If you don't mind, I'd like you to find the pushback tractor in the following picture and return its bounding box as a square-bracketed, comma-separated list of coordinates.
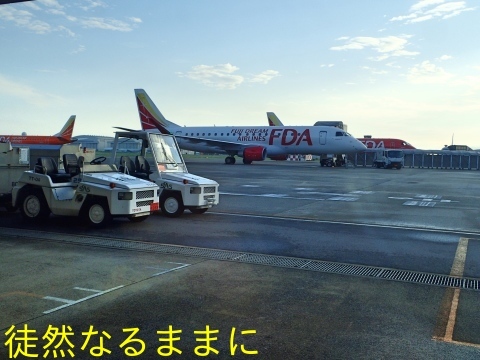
[110, 131, 219, 217]
[12, 153, 160, 227]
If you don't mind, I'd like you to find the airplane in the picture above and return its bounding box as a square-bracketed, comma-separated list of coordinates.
[135, 89, 367, 164]
[0, 115, 76, 145]
[266, 112, 416, 150]
[359, 137, 415, 150]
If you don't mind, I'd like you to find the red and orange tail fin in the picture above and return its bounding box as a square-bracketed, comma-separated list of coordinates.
[135, 89, 180, 134]
[54, 115, 75, 141]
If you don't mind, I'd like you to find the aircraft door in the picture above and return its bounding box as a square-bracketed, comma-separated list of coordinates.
[319, 131, 327, 145]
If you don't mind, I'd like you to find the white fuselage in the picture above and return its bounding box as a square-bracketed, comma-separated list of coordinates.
[173, 126, 366, 156]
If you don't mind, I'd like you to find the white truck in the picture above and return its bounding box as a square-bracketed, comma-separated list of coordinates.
[110, 130, 220, 217]
[0, 142, 30, 212]
[12, 153, 160, 227]
[373, 150, 404, 169]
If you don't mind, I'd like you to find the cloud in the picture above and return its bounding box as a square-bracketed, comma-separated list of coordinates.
[0, 1, 140, 35]
[0, 6, 52, 34]
[79, 0, 107, 11]
[391, 0, 475, 24]
[407, 60, 454, 83]
[57, 25, 75, 37]
[128, 17, 142, 24]
[437, 55, 452, 61]
[0, 74, 62, 106]
[79, 17, 134, 32]
[330, 35, 419, 61]
[177, 64, 280, 89]
[37, 0, 64, 10]
[362, 66, 388, 75]
[248, 70, 280, 84]
[177, 63, 244, 89]
[410, 0, 445, 12]
[71, 44, 86, 54]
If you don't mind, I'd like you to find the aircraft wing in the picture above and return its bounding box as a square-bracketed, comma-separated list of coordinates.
[176, 135, 251, 152]
[113, 126, 140, 132]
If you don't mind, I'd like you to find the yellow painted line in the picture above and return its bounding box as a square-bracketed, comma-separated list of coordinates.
[444, 288, 461, 342]
[450, 238, 469, 277]
[447, 340, 480, 349]
[433, 237, 475, 346]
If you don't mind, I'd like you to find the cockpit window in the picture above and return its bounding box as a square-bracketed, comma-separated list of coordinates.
[335, 131, 351, 137]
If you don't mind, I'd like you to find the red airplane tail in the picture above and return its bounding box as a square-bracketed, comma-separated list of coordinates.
[54, 115, 76, 141]
[135, 89, 181, 134]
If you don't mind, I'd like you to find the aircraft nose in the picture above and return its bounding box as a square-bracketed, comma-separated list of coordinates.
[354, 140, 367, 151]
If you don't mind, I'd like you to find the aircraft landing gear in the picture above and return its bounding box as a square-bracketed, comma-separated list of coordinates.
[225, 156, 236, 165]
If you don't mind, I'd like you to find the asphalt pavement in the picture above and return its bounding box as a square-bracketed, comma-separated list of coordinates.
[1, 160, 479, 359]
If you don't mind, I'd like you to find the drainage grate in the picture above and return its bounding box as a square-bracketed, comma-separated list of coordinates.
[1, 227, 479, 291]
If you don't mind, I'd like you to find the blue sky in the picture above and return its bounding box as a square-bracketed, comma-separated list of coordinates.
[1, 0, 479, 149]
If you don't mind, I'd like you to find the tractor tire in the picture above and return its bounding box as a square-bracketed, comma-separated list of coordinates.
[19, 188, 50, 222]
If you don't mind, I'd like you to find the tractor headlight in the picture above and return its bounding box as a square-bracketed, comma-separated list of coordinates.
[118, 192, 133, 200]
[190, 187, 201, 194]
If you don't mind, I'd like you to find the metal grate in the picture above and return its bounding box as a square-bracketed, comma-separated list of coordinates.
[203, 187, 216, 194]
[136, 200, 153, 207]
[136, 190, 154, 200]
[1, 227, 479, 291]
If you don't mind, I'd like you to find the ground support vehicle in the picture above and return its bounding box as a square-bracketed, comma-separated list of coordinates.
[0, 142, 30, 211]
[12, 153, 160, 227]
[373, 150, 404, 169]
[320, 154, 345, 167]
[110, 131, 220, 217]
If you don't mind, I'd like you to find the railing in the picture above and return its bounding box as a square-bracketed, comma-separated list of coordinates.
[348, 150, 480, 170]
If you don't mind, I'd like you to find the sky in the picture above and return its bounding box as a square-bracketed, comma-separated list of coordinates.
[0, 0, 479, 150]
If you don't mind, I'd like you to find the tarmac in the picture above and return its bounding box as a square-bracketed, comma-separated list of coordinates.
[1, 161, 480, 359]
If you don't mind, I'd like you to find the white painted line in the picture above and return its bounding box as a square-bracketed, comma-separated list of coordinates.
[73, 287, 102, 293]
[43, 285, 124, 314]
[389, 197, 413, 200]
[241, 185, 260, 187]
[328, 197, 358, 202]
[221, 191, 358, 198]
[43, 296, 75, 304]
[416, 194, 442, 199]
[220, 192, 326, 201]
[152, 263, 190, 276]
[145, 266, 171, 271]
[207, 212, 480, 237]
[305, 192, 359, 197]
[296, 191, 324, 195]
[167, 262, 190, 266]
[263, 194, 288, 198]
[419, 202, 436, 207]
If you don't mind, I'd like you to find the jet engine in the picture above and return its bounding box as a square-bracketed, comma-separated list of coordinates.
[243, 146, 267, 162]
